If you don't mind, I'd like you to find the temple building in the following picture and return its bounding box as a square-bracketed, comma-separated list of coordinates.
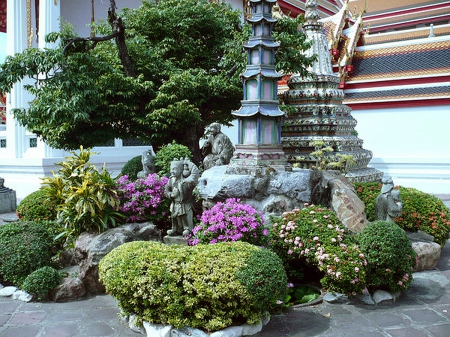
[0, 0, 449, 198]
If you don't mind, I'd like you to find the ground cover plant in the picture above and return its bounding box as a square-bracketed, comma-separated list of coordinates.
[358, 220, 416, 292]
[354, 182, 450, 246]
[187, 198, 268, 247]
[16, 189, 57, 222]
[99, 241, 287, 332]
[269, 205, 367, 296]
[21, 266, 62, 300]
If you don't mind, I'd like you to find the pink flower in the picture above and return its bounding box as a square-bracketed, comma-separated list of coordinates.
[355, 267, 359, 273]
[398, 281, 403, 286]
[313, 236, 319, 241]
[331, 238, 337, 243]
[336, 271, 342, 278]
[287, 249, 293, 255]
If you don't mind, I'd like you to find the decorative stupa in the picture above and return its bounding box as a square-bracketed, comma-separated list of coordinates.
[281, 0, 382, 182]
[227, 0, 290, 175]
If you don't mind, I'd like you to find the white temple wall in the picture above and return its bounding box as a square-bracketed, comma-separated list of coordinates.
[351, 105, 450, 194]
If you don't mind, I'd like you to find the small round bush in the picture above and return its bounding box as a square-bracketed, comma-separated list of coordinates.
[353, 182, 382, 221]
[188, 198, 268, 247]
[16, 189, 57, 222]
[270, 205, 367, 296]
[155, 141, 192, 177]
[396, 187, 450, 247]
[99, 241, 287, 332]
[358, 221, 416, 292]
[21, 266, 62, 299]
[120, 155, 143, 181]
[0, 221, 54, 286]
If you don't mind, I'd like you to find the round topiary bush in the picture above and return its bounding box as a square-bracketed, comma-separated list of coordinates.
[99, 241, 287, 332]
[155, 141, 192, 177]
[0, 221, 54, 286]
[120, 155, 143, 181]
[358, 220, 417, 293]
[396, 187, 450, 247]
[21, 266, 62, 300]
[16, 189, 57, 222]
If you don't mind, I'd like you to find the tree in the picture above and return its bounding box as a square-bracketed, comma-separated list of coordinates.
[0, 0, 313, 163]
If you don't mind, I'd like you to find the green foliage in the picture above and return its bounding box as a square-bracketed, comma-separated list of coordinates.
[21, 266, 62, 299]
[269, 205, 367, 296]
[286, 284, 320, 305]
[16, 189, 57, 222]
[154, 141, 193, 176]
[41, 147, 125, 245]
[353, 181, 382, 221]
[0, 0, 314, 158]
[353, 183, 450, 246]
[120, 156, 143, 182]
[0, 221, 54, 286]
[357, 221, 416, 292]
[396, 187, 450, 247]
[99, 241, 287, 332]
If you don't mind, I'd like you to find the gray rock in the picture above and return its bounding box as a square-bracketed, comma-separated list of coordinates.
[358, 288, 375, 305]
[172, 327, 209, 337]
[323, 292, 349, 304]
[406, 271, 450, 301]
[407, 230, 435, 242]
[412, 241, 441, 271]
[209, 326, 243, 337]
[0, 286, 17, 297]
[241, 321, 263, 336]
[12, 289, 33, 302]
[143, 322, 172, 337]
[51, 277, 85, 303]
[129, 314, 146, 335]
[372, 289, 400, 305]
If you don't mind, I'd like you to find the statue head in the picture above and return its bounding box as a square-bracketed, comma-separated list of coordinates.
[170, 159, 184, 178]
[208, 123, 221, 136]
[381, 177, 394, 194]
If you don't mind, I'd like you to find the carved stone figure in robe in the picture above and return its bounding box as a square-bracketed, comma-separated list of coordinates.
[164, 158, 199, 236]
[375, 178, 403, 222]
[201, 123, 234, 170]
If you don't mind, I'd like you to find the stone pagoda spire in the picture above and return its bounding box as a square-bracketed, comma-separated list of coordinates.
[227, 0, 290, 175]
[281, 0, 381, 181]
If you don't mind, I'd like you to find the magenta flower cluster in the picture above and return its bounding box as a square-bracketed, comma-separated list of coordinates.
[188, 198, 268, 246]
[115, 174, 169, 223]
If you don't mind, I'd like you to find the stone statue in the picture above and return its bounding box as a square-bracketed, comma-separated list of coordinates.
[375, 177, 403, 222]
[201, 123, 235, 170]
[164, 158, 200, 236]
[0, 177, 12, 193]
[137, 147, 156, 178]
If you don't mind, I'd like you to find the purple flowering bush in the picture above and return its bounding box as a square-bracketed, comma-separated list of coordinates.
[270, 205, 367, 296]
[188, 198, 268, 247]
[116, 174, 170, 224]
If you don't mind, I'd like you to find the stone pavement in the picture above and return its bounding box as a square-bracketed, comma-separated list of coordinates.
[1, 194, 450, 337]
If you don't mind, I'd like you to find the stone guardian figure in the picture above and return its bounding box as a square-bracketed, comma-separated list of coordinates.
[164, 158, 199, 236]
[137, 147, 156, 178]
[375, 177, 403, 222]
[201, 123, 235, 170]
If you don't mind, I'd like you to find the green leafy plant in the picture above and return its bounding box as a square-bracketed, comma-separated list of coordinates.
[0, 221, 54, 286]
[357, 221, 417, 292]
[154, 141, 193, 176]
[285, 284, 320, 306]
[99, 241, 287, 332]
[41, 146, 125, 245]
[16, 189, 57, 222]
[269, 205, 367, 296]
[354, 183, 450, 246]
[21, 266, 62, 300]
[120, 155, 143, 181]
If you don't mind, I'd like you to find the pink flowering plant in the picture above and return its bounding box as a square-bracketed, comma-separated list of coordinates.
[115, 174, 170, 224]
[188, 198, 268, 247]
[269, 204, 367, 296]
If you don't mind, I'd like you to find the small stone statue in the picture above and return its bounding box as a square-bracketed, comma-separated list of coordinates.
[164, 157, 200, 236]
[0, 177, 12, 193]
[375, 177, 403, 222]
[201, 123, 234, 170]
[137, 147, 156, 178]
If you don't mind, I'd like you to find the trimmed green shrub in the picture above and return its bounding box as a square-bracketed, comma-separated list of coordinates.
[99, 241, 287, 332]
[358, 221, 416, 292]
[354, 183, 450, 247]
[396, 187, 450, 247]
[16, 189, 57, 222]
[269, 205, 367, 296]
[0, 221, 54, 286]
[155, 141, 192, 177]
[120, 155, 143, 181]
[21, 266, 62, 300]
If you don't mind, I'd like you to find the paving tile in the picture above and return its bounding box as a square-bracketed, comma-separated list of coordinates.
[8, 311, 47, 324]
[384, 327, 429, 337]
[41, 324, 79, 337]
[0, 326, 42, 337]
[402, 308, 447, 324]
[425, 322, 450, 337]
[364, 312, 409, 328]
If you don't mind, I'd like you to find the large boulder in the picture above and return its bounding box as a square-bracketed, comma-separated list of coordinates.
[411, 241, 441, 271]
[74, 222, 161, 295]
